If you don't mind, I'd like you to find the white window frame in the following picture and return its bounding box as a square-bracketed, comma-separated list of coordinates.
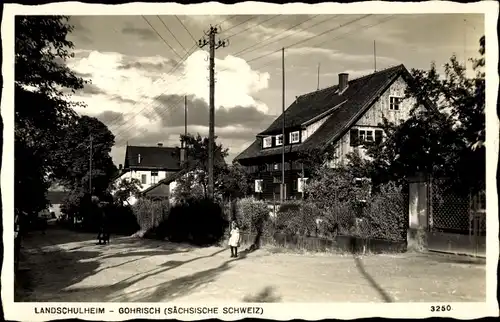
[298, 177, 309, 193]
[273, 163, 279, 170]
[275, 134, 283, 146]
[255, 179, 263, 193]
[290, 131, 300, 144]
[263, 136, 272, 148]
[389, 96, 403, 111]
[359, 129, 375, 143]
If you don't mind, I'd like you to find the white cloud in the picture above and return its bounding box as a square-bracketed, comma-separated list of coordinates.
[65, 48, 271, 164]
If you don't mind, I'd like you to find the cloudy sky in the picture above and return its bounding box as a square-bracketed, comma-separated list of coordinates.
[64, 13, 484, 165]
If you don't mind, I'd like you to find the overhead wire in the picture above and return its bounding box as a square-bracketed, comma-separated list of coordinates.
[142, 15, 184, 60]
[112, 15, 393, 146]
[111, 15, 383, 145]
[175, 15, 197, 43]
[233, 15, 320, 56]
[157, 15, 189, 54]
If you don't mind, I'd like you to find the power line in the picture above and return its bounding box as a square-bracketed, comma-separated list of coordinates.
[142, 15, 183, 60]
[157, 15, 189, 54]
[112, 15, 391, 146]
[225, 15, 280, 40]
[112, 15, 374, 144]
[231, 15, 319, 57]
[175, 15, 197, 43]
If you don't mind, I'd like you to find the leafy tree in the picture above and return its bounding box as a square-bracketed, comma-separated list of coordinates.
[15, 16, 86, 215]
[219, 163, 252, 199]
[113, 178, 142, 206]
[353, 35, 485, 196]
[176, 133, 228, 199]
[51, 115, 118, 196]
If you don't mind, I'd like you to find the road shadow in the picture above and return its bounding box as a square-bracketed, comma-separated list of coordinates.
[242, 286, 282, 303]
[353, 255, 393, 303]
[15, 247, 101, 302]
[56, 247, 255, 302]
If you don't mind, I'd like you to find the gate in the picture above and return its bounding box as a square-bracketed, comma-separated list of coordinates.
[427, 180, 486, 257]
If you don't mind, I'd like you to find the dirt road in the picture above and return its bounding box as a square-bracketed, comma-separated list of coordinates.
[15, 228, 486, 303]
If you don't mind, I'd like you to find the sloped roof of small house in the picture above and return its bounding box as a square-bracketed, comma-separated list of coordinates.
[124, 145, 181, 170]
[234, 64, 413, 162]
[141, 168, 190, 196]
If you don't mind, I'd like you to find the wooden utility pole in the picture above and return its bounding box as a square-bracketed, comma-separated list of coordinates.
[281, 47, 286, 203]
[317, 63, 320, 90]
[184, 95, 188, 138]
[198, 25, 228, 200]
[89, 135, 93, 197]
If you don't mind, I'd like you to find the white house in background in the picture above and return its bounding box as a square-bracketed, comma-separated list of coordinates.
[113, 143, 183, 205]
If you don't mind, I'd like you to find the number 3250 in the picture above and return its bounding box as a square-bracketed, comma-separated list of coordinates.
[430, 305, 452, 312]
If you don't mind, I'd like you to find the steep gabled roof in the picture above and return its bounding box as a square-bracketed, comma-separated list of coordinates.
[124, 145, 181, 170]
[235, 64, 412, 162]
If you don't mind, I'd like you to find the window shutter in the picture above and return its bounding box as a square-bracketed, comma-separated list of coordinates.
[350, 129, 359, 147]
[375, 130, 383, 144]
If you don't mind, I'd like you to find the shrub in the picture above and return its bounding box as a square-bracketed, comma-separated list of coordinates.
[275, 201, 319, 236]
[158, 197, 227, 246]
[362, 182, 407, 241]
[132, 198, 170, 232]
[236, 197, 270, 236]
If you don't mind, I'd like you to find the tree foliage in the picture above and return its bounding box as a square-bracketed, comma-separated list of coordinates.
[113, 178, 142, 206]
[15, 16, 86, 215]
[173, 133, 235, 201]
[51, 115, 117, 195]
[353, 35, 485, 196]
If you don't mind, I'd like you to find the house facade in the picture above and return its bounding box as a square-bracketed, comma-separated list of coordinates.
[234, 64, 419, 201]
[114, 143, 183, 204]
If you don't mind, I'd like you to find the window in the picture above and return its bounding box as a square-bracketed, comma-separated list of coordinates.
[141, 174, 147, 185]
[255, 179, 263, 193]
[297, 177, 309, 193]
[273, 163, 280, 171]
[350, 128, 383, 146]
[263, 136, 272, 148]
[358, 129, 375, 143]
[151, 171, 158, 176]
[290, 131, 300, 144]
[389, 96, 403, 110]
[273, 176, 281, 184]
[275, 134, 283, 146]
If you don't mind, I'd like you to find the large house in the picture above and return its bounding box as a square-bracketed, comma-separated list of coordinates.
[234, 64, 420, 201]
[114, 143, 183, 204]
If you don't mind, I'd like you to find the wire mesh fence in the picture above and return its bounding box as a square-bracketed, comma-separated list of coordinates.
[429, 181, 485, 235]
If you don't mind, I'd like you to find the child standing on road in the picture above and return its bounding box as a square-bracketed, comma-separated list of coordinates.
[228, 221, 241, 258]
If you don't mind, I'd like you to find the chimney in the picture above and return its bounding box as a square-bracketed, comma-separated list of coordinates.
[157, 142, 163, 147]
[339, 73, 349, 93]
[137, 154, 141, 164]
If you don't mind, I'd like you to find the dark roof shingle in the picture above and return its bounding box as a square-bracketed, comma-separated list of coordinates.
[235, 64, 410, 161]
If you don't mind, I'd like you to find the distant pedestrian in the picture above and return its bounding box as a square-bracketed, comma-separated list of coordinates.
[228, 221, 241, 258]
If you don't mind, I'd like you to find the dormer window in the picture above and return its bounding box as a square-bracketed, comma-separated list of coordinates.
[263, 136, 272, 148]
[389, 96, 403, 110]
[290, 131, 300, 144]
[275, 134, 283, 146]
